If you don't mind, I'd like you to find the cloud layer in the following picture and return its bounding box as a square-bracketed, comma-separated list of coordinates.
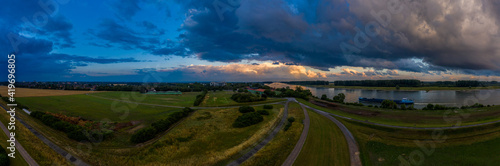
[160, 0, 500, 76]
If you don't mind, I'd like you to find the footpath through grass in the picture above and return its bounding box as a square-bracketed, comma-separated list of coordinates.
[294, 109, 350, 166]
[241, 102, 304, 166]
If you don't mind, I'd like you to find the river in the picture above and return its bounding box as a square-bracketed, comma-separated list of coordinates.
[266, 83, 500, 108]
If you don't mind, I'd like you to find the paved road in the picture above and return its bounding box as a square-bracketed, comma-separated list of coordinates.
[282, 100, 310, 166]
[226, 98, 292, 166]
[0, 110, 38, 166]
[299, 103, 362, 166]
[0, 105, 89, 166]
[89, 94, 285, 109]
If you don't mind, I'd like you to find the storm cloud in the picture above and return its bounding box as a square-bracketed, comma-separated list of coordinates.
[163, 0, 500, 75]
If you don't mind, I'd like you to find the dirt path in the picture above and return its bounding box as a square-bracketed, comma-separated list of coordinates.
[282, 100, 310, 166]
[0, 110, 38, 166]
[226, 98, 293, 166]
[299, 103, 362, 166]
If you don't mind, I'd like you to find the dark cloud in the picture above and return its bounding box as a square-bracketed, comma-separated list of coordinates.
[89, 19, 160, 50]
[165, 0, 500, 76]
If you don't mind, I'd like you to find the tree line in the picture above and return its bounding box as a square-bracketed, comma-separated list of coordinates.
[333, 79, 422, 87]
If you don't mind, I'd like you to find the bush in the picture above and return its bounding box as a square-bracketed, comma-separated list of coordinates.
[263, 105, 273, 109]
[381, 100, 397, 109]
[232, 112, 263, 128]
[67, 127, 89, 142]
[130, 126, 157, 143]
[284, 122, 292, 131]
[287, 117, 295, 123]
[193, 91, 208, 106]
[257, 110, 269, 115]
[151, 119, 173, 134]
[333, 93, 346, 103]
[30, 111, 46, 119]
[231, 93, 266, 103]
[400, 104, 407, 110]
[0, 145, 9, 166]
[238, 106, 255, 113]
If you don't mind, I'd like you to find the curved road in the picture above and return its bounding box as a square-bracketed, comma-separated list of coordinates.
[299, 103, 363, 166]
[282, 101, 310, 166]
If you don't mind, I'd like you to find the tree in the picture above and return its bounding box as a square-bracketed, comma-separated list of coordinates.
[321, 94, 328, 100]
[381, 100, 397, 109]
[396, 85, 400, 90]
[333, 93, 346, 103]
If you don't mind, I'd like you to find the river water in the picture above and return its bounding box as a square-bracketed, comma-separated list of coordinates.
[267, 83, 500, 108]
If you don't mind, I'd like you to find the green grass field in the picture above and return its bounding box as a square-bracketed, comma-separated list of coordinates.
[202, 91, 238, 106]
[16, 94, 183, 122]
[241, 102, 304, 166]
[90, 91, 200, 107]
[308, 85, 500, 91]
[339, 117, 500, 165]
[297, 98, 500, 127]
[294, 109, 350, 166]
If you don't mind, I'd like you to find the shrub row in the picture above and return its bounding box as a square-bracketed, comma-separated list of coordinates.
[131, 107, 194, 144]
[30, 111, 112, 142]
[231, 93, 266, 103]
[193, 91, 208, 106]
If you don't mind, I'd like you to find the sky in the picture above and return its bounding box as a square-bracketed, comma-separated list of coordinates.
[1, 0, 500, 82]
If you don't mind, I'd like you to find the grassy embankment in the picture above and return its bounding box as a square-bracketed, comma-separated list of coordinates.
[306, 85, 500, 91]
[0, 101, 70, 165]
[294, 108, 350, 166]
[241, 102, 304, 166]
[339, 117, 500, 165]
[0, 117, 28, 166]
[297, 98, 500, 127]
